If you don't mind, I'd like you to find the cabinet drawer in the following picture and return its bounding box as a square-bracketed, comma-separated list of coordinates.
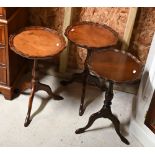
[0, 66, 7, 84]
[0, 8, 4, 18]
[0, 46, 6, 65]
[0, 24, 5, 45]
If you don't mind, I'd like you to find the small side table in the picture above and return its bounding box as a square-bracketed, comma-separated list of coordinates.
[75, 49, 143, 145]
[62, 21, 118, 116]
[9, 26, 66, 127]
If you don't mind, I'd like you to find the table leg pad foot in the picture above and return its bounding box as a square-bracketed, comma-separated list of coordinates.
[53, 94, 64, 100]
[75, 128, 85, 134]
[24, 118, 31, 127]
[121, 136, 130, 145]
[79, 109, 85, 116]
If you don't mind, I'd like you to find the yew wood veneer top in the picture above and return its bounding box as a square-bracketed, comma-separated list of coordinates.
[65, 22, 118, 49]
[89, 49, 143, 83]
[9, 26, 66, 59]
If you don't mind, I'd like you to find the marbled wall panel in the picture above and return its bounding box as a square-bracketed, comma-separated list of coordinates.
[68, 7, 130, 69]
[29, 7, 65, 65]
[29, 8, 64, 33]
[28, 7, 155, 70]
[129, 8, 155, 64]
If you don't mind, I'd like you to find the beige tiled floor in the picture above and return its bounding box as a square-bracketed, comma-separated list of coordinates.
[0, 74, 142, 146]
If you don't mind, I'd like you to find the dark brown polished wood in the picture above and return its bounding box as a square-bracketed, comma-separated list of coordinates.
[90, 49, 143, 83]
[75, 49, 143, 145]
[0, 8, 29, 99]
[9, 26, 66, 59]
[66, 21, 118, 49]
[61, 21, 118, 116]
[9, 26, 66, 127]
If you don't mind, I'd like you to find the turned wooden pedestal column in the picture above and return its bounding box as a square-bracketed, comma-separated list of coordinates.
[61, 21, 118, 116]
[9, 26, 66, 126]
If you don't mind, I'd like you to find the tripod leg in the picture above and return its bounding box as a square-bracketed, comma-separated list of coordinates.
[24, 86, 35, 127]
[60, 72, 84, 86]
[108, 113, 130, 145]
[24, 59, 38, 127]
[36, 82, 63, 100]
[79, 68, 89, 116]
[75, 111, 102, 134]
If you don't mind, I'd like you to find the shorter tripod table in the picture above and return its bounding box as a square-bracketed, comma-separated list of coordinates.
[9, 26, 66, 127]
[75, 49, 143, 145]
[62, 21, 118, 116]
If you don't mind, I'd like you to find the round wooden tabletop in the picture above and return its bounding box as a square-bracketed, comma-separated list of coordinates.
[9, 26, 66, 59]
[89, 49, 143, 83]
[65, 21, 118, 49]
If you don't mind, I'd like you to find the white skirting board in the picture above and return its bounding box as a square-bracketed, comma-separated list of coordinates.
[129, 33, 155, 146]
[130, 120, 155, 146]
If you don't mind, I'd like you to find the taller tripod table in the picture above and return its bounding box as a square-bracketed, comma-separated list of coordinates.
[61, 21, 118, 116]
[9, 26, 66, 127]
[75, 49, 143, 145]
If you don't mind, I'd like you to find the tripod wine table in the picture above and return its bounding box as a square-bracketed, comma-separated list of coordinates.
[75, 49, 143, 145]
[61, 21, 118, 116]
[9, 26, 66, 127]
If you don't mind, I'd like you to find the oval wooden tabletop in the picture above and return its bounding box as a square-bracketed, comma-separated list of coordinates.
[89, 49, 143, 83]
[65, 22, 118, 49]
[9, 26, 66, 59]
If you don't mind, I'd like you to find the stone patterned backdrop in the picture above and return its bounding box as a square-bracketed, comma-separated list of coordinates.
[29, 7, 65, 65]
[129, 8, 155, 64]
[29, 8, 64, 33]
[68, 7, 130, 69]
[28, 7, 155, 69]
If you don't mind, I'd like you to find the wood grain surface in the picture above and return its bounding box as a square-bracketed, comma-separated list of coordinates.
[10, 27, 66, 59]
[66, 22, 118, 48]
[90, 49, 143, 83]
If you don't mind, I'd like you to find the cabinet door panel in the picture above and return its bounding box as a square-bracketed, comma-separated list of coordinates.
[0, 66, 7, 84]
[0, 46, 6, 65]
[0, 24, 5, 45]
[0, 8, 5, 18]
